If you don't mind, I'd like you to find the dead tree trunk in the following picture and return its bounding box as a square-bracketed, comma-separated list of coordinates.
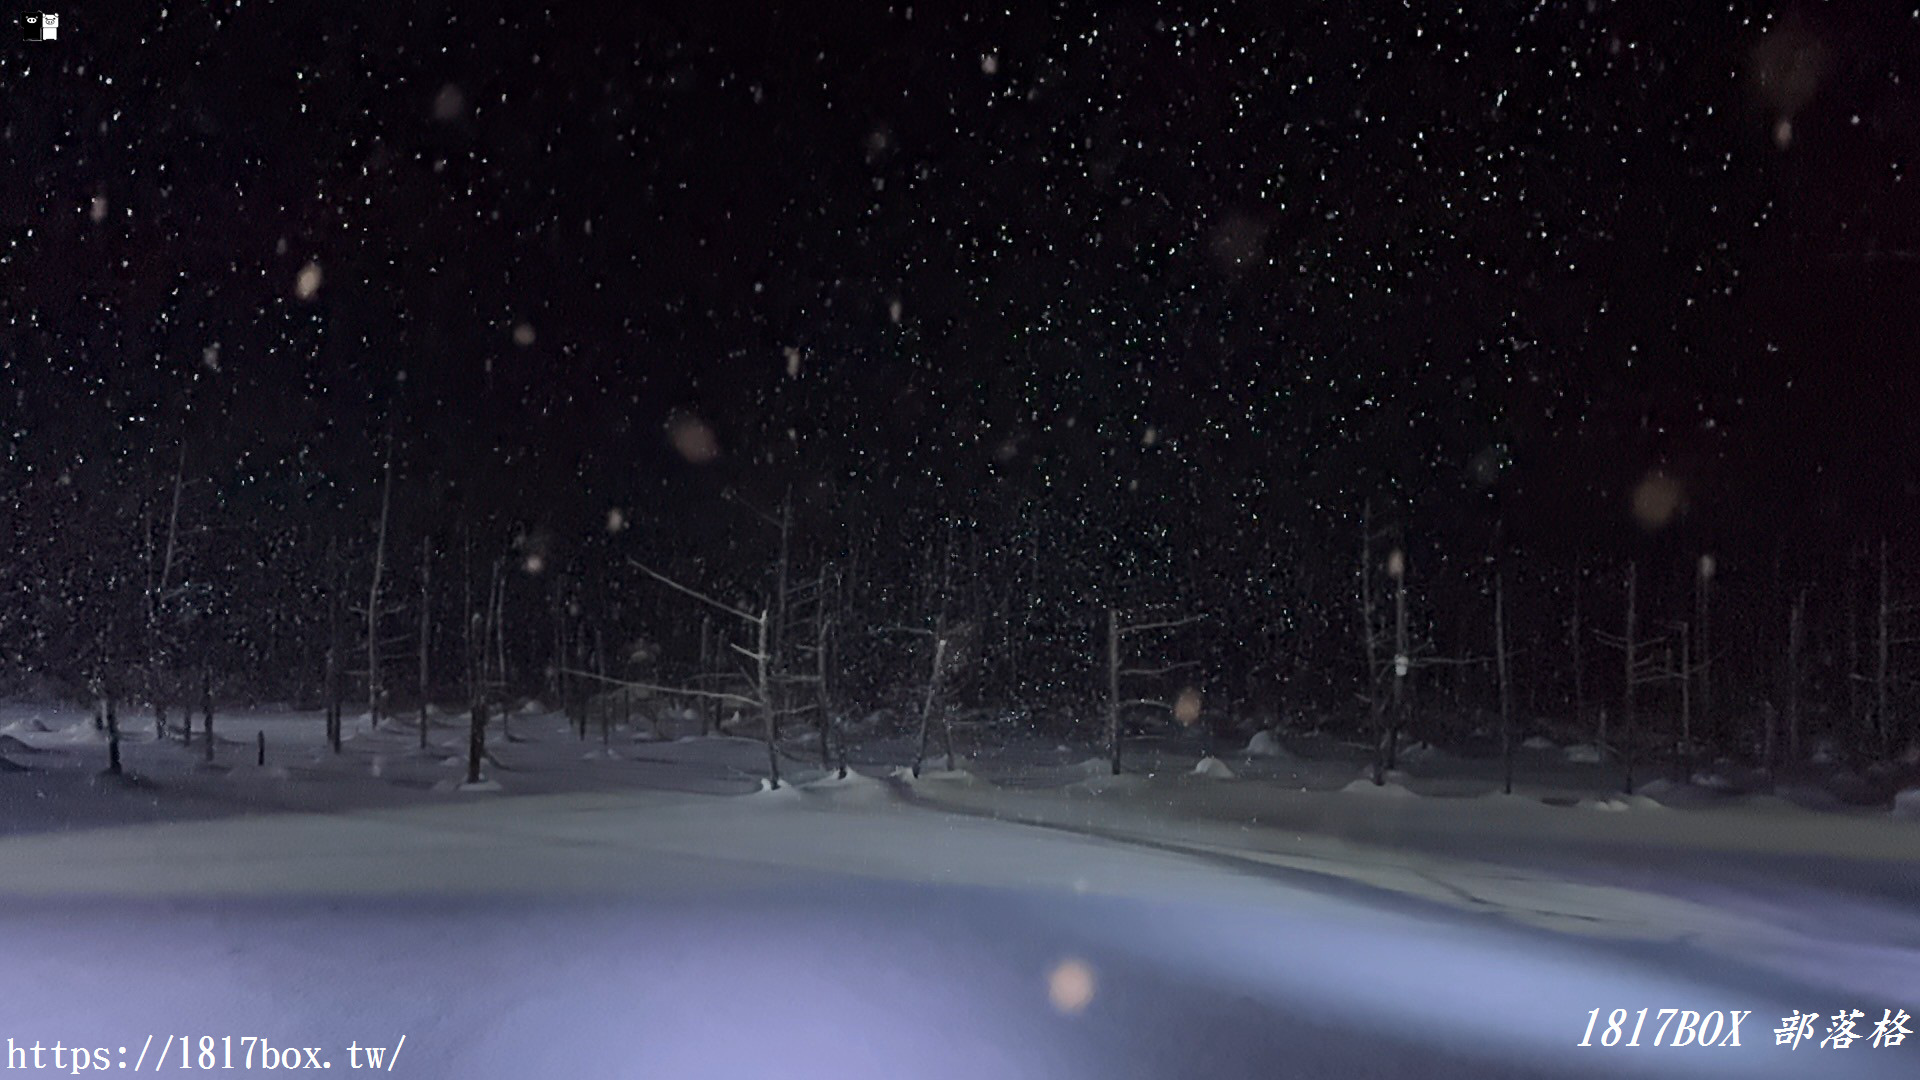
[912, 633, 951, 779]
[594, 621, 610, 748]
[1786, 588, 1805, 767]
[419, 536, 432, 750]
[1388, 546, 1409, 771]
[367, 439, 394, 727]
[1571, 556, 1585, 725]
[201, 669, 214, 763]
[1622, 561, 1637, 794]
[487, 557, 509, 740]
[816, 600, 836, 773]
[105, 694, 122, 776]
[1846, 548, 1863, 755]
[148, 445, 186, 742]
[462, 527, 476, 704]
[771, 492, 792, 723]
[325, 538, 344, 753]
[1876, 537, 1891, 759]
[1496, 568, 1513, 795]
[1361, 503, 1386, 783]
[698, 614, 715, 736]
[490, 558, 506, 693]
[466, 699, 487, 785]
[1106, 608, 1122, 775]
[1675, 621, 1692, 772]
[549, 574, 564, 707]
[1696, 554, 1714, 750]
[757, 608, 779, 788]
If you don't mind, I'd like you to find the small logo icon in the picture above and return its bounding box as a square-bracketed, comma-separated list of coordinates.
[23, 11, 59, 41]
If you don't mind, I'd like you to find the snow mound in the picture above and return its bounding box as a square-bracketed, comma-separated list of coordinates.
[803, 769, 882, 790]
[1580, 794, 1664, 812]
[1243, 730, 1287, 758]
[891, 764, 978, 785]
[1341, 777, 1417, 798]
[0, 735, 46, 755]
[1689, 770, 1736, 791]
[581, 748, 623, 761]
[800, 770, 896, 803]
[750, 777, 805, 800]
[1893, 788, 1920, 822]
[1397, 740, 1448, 763]
[1191, 756, 1236, 780]
[432, 776, 503, 793]
[1075, 757, 1115, 777]
[1563, 743, 1603, 764]
[1521, 735, 1556, 750]
[0, 718, 52, 735]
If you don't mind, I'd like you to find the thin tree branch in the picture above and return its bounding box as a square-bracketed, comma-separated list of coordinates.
[630, 560, 763, 625]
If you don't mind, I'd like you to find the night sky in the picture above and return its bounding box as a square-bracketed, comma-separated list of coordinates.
[3, 2, 1919, 707]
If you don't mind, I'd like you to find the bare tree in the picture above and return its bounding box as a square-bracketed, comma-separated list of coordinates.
[418, 536, 433, 750]
[1620, 561, 1637, 790]
[1104, 608, 1201, 775]
[697, 613, 716, 736]
[1358, 503, 1389, 780]
[1594, 562, 1685, 793]
[1875, 538, 1891, 758]
[1785, 587, 1806, 769]
[1387, 546, 1409, 770]
[462, 526, 476, 705]
[484, 556, 510, 740]
[366, 437, 394, 727]
[724, 488, 797, 719]
[104, 684, 122, 777]
[201, 668, 214, 764]
[1846, 545, 1863, 752]
[911, 625, 952, 779]
[812, 567, 841, 774]
[1495, 567, 1513, 795]
[144, 444, 188, 740]
[1695, 554, 1714, 747]
[324, 538, 345, 753]
[582, 561, 780, 786]
[1672, 620, 1692, 770]
[1570, 556, 1585, 725]
[466, 699, 488, 786]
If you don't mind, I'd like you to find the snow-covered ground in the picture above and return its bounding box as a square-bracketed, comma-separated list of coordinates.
[2, 703, 1915, 1078]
